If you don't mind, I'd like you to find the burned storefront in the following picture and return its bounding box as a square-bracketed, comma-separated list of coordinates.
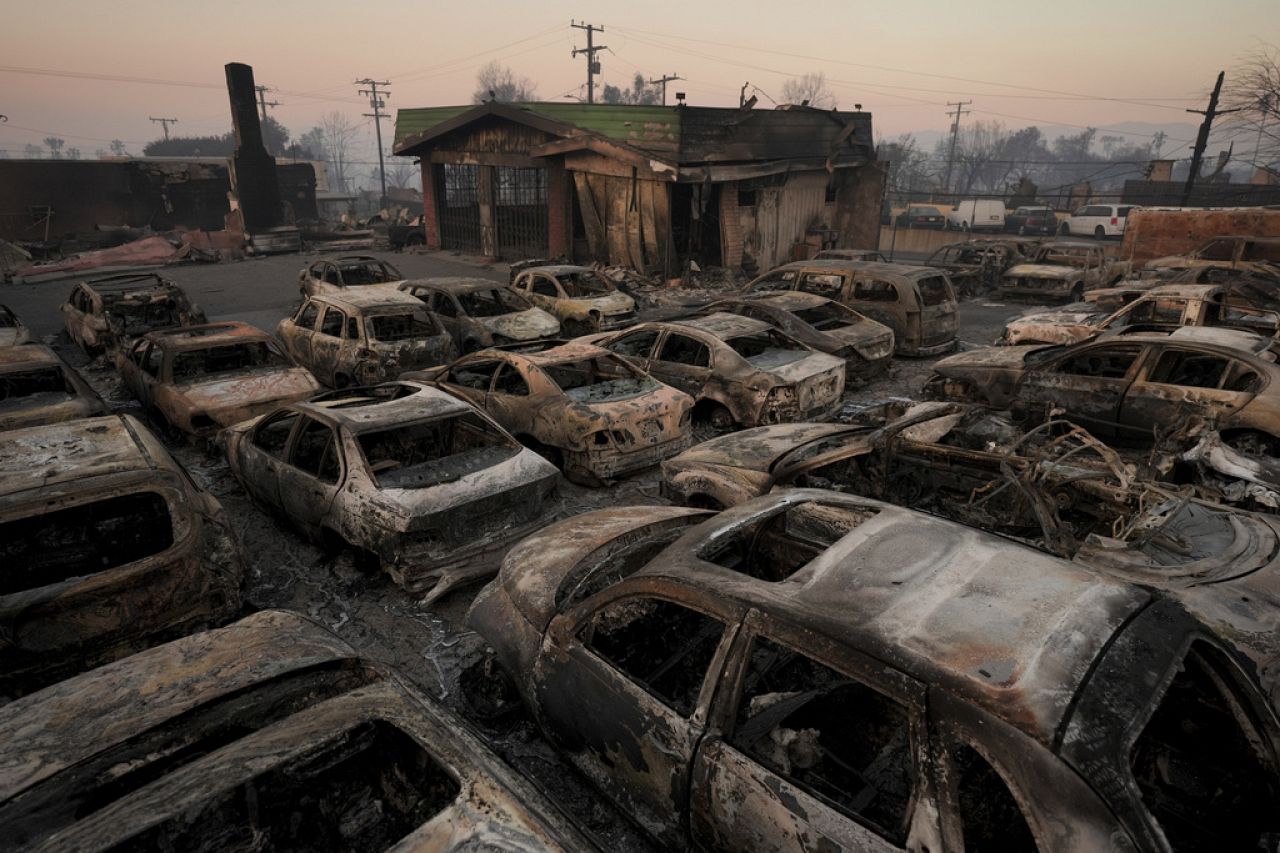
[392, 101, 884, 276]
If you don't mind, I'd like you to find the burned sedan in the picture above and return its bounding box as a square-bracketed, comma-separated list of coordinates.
[999, 240, 1131, 301]
[405, 342, 693, 486]
[0, 304, 31, 346]
[116, 322, 321, 438]
[299, 254, 404, 297]
[923, 240, 1024, 296]
[0, 610, 592, 851]
[0, 414, 244, 698]
[400, 276, 560, 351]
[224, 381, 559, 601]
[927, 326, 1280, 450]
[0, 343, 108, 430]
[469, 489, 1280, 851]
[590, 313, 846, 431]
[277, 289, 455, 388]
[699, 293, 894, 376]
[61, 272, 207, 354]
[510, 263, 637, 333]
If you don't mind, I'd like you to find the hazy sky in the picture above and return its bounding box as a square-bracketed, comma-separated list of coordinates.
[3, 0, 1274, 173]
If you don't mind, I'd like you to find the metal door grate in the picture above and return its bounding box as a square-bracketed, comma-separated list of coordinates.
[494, 166, 548, 259]
[437, 164, 482, 254]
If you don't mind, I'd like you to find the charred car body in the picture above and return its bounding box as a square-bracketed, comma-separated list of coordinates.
[116, 321, 321, 438]
[0, 609, 592, 851]
[999, 240, 1131, 301]
[923, 240, 1025, 296]
[400, 277, 560, 351]
[0, 304, 31, 346]
[510, 264, 637, 334]
[812, 248, 887, 262]
[745, 259, 958, 356]
[299, 254, 405, 297]
[0, 414, 244, 698]
[590, 313, 846, 431]
[927, 326, 1280, 451]
[469, 489, 1280, 851]
[0, 343, 108, 430]
[405, 342, 693, 486]
[224, 381, 559, 601]
[61, 272, 207, 354]
[697, 293, 894, 375]
[277, 289, 455, 389]
[1145, 236, 1280, 278]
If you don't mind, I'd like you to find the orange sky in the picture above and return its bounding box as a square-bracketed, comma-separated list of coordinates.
[2, 0, 1271, 180]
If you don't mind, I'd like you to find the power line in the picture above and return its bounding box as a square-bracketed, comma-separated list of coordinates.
[149, 116, 178, 141]
[571, 21, 607, 104]
[648, 73, 682, 105]
[255, 85, 280, 122]
[355, 78, 391, 208]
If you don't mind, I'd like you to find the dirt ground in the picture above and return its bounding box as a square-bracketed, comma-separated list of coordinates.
[9, 248, 1017, 849]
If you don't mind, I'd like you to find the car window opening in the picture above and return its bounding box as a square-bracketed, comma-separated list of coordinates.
[113, 302, 182, 334]
[557, 272, 612, 297]
[457, 289, 528, 317]
[338, 262, 400, 286]
[727, 330, 809, 372]
[357, 414, 518, 489]
[556, 525, 700, 611]
[791, 304, 849, 331]
[546, 358, 658, 403]
[918, 277, 952, 306]
[0, 492, 174, 594]
[367, 313, 436, 343]
[0, 367, 74, 401]
[171, 342, 291, 381]
[950, 743, 1040, 852]
[700, 502, 879, 581]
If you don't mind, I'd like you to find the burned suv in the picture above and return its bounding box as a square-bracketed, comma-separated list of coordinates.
[999, 240, 1130, 301]
[61, 272, 207, 354]
[0, 414, 244, 697]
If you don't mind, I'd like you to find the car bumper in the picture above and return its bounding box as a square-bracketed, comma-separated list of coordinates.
[567, 431, 693, 480]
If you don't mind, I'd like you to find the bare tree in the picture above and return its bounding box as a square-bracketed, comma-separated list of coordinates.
[473, 61, 537, 103]
[385, 159, 417, 190]
[23, 143, 42, 159]
[602, 73, 662, 105]
[43, 137, 64, 159]
[1221, 45, 1280, 173]
[878, 133, 934, 200]
[109, 139, 127, 156]
[318, 112, 360, 193]
[780, 72, 837, 109]
[66, 147, 81, 160]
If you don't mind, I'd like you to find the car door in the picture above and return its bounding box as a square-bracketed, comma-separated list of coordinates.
[519, 273, 562, 315]
[237, 409, 300, 508]
[1017, 343, 1146, 437]
[485, 362, 535, 434]
[428, 291, 466, 348]
[1117, 346, 1262, 441]
[535, 591, 741, 847]
[650, 331, 714, 398]
[282, 300, 321, 366]
[598, 328, 661, 371]
[847, 275, 905, 342]
[310, 306, 347, 385]
[691, 610, 932, 852]
[278, 415, 343, 534]
[130, 340, 165, 408]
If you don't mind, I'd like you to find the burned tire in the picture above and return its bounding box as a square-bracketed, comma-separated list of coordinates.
[333, 373, 352, 389]
[692, 402, 735, 442]
[1094, 225, 1106, 239]
[460, 651, 522, 725]
[686, 493, 726, 511]
[1069, 284, 1084, 302]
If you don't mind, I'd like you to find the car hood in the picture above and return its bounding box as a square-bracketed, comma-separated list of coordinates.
[1005, 304, 1109, 344]
[565, 291, 634, 315]
[477, 309, 561, 340]
[176, 368, 321, 425]
[826, 320, 895, 356]
[668, 422, 862, 473]
[934, 344, 1041, 374]
[0, 328, 31, 346]
[1005, 263, 1080, 280]
[376, 447, 558, 521]
[754, 351, 844, 383]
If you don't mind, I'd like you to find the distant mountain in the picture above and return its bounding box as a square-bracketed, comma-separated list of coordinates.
[889, 121, 1229, 158]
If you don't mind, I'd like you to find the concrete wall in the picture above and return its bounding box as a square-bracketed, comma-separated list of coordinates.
[877, 225, 956, 256]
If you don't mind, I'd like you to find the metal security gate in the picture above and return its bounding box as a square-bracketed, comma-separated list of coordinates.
[494, 166, 547, 259]
[436, 164, 482, 253]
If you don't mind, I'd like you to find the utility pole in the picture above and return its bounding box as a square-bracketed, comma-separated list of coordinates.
[149, 116, 178, 141]
[942, 100, 971, 195]
[570, 21, 606, 104]
[1182, 71, 1239, 206]
[1151, 130, 1167, 159]
[254, 85, 281, 123]
[356, 78, 391, 210]
[649, 73, 682, 106]
[740, 81, 750, 108]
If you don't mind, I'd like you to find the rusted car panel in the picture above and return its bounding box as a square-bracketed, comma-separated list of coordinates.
[471, 489, 1280, 850]
[405, 342, 693, 486]
[0, 304, 31, 346]
[1146, 236, 1280, 277]
[1004, 283, 1280, 345]
[744, 259, 958, 356]
[224, 381, 559, 601]
[589, 314, 846, 430]
[0, 610, 593, 851]
[60, 272, 207, 354]
[299, 254, 405, 297]
[277, 289, 455, 388]
[701, 293, 894, 375]
[999, 240, 1131, 301]
[510, 264, 637, 334]
[0, 343, 109, 431]
[116, 321, 322, 437]
[0, 414, 244, 698]
[927, 327, 1280, 447]
[400, 276, 560, 351]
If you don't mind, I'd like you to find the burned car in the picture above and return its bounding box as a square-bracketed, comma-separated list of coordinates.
[0, 343, 108, 430]
[697, 293, 893, 375]
[744, 260, 958, 356]
[224, 381, 559, 601]
[400, 276, 560, 351]
[298, 254, 404, 297]
[277, 289, 455, 388]
[0, 304, 31, 346]
[999, 240, 1131, 301]
[0, 414, 243, 698]
[116, 321, 321, 438]
[469, 488, 1280, 851]
[923, 240, 1025, 296]
[61, 272, 207, 354]
[1003, 282, 1280, 346]
[405, 342, 693, 486]
[1145, 235, 1280, 277]
[509, 264, 637, 334]
[0, 609, 591, 851]
[590, 313, 846, 431]
[927, 326, 1280, 451]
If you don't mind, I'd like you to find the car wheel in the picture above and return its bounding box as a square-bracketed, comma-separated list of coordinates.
[1094, 225, 1106, 239]
[1060, 223, 1071, 236]
[1069, 284, 1084, 302]
[333, 373, 352, 389]
[686, 493, 726, 511]
[692, 402, 735, 441]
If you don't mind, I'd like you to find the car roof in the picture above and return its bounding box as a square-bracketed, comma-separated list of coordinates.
[1142, 283, 1221, 299]
[769, 259, 939, 280]
[144, 321, 272, 350]
[328, 254, 383, 264]
[519, 264, 594, 277]
[1041, 240, 1100, 250]
[642, 489, 1150, 746]
[402, 276, 506, 293]
[671, 312, 773, 339]
[0, 414, 157, 497]
[297, 382, 472, 432]
[750, 291, 832, 311]
[1101, 325, 1277, 356]
[0, 343, 61, 370]
[308, 287, 423, 312]
[490, 339, 613, 367]
[79, 273, 177, 294]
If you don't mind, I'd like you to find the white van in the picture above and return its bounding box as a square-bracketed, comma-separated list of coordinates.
[947, 199, 1005, 231]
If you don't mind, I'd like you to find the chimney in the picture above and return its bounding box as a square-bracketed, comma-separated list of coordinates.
[225, 62, 282, 231]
